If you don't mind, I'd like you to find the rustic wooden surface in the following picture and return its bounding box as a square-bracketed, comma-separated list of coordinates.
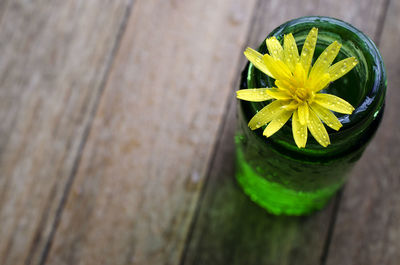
[0, 1, 132, 265]
[0, 1, 396, 265]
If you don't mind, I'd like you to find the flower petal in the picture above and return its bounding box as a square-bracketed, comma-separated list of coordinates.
[292, 110, 308, 148]
[310, 102, 342, 131]
[309, 41, 341, 80]
[263, 110, 293, 137]
[298, 103, 309, 125]
[283, 33, 299, 73]
[262, 54, 292, 81]
[307, 108, 330, 147]
[244, 47, 273, 77]
[266, 36, 284, 60]
[265, 88, 292, 100]
[292, 63, 306, 87]
[248, 100, 288, 130]
[328, 57, 358, 82]
[300, 27, 318, 75]
[236, 88, 273, 102]
[275, 79, 295, 92]
[314, 93, 355, 114]
[282, 100, 299, 111]
[308, 73, 331, 92]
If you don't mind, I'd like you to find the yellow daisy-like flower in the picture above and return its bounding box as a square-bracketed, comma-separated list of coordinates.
[237, 27, 358, 148]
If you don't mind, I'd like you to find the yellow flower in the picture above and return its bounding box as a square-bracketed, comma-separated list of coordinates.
[237, 27, 358, 148]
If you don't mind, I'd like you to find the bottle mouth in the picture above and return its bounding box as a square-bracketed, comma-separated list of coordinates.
[243, 16, 386, 157]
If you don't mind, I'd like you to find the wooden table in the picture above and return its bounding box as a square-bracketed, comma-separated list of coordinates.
[0, 0, 398, 264]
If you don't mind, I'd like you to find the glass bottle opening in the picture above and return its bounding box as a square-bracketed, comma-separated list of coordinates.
[242, 16, 386, 158]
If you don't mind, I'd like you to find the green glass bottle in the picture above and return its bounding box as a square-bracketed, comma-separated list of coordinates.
[235, 16, 386, 216]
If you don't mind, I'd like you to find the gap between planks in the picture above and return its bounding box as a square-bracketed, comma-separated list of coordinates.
[178, 0, 264, 263]
[34, 1, 136, 264]
[321, 0, 391, 264]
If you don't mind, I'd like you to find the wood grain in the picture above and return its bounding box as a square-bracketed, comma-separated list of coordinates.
[181, 0, 388, 264]
[326, 0, 400, 264]
[44, 1, 258, 265]
[0, 1, 131, 265]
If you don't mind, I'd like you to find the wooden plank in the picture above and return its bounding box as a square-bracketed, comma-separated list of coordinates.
[181, 0, 388, 264]
[44, 1, 258, 265]
[0, 1, 131, 265]
[326, 1, 400, 264]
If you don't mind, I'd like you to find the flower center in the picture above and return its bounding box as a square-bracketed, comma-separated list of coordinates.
[294, 87, 310, 102]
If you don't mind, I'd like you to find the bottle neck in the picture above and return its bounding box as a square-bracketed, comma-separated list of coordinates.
[242, 16, 386, 158]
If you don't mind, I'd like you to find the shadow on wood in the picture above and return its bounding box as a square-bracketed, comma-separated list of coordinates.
[182, 97, 336, 265]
